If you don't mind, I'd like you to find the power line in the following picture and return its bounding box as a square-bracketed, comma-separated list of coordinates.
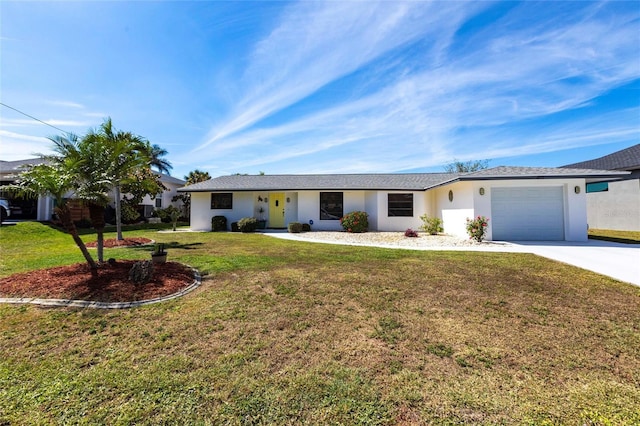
[0, 102, 71, 134]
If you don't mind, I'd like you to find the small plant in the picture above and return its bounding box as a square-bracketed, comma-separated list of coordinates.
[404, 228, 419, 237]
[165, 206, 181, 231]
[466, 215, 489, 242]
[212, 215, 227, 231]
[340, 211, 368, 233]
[301, 223, 311, 232]
[129, 260, 154, 285]
[419, 214, 443, 235]
[288, 222, 303, 233]
[152, 243, 166, 256]
[238, 217, 258, 233]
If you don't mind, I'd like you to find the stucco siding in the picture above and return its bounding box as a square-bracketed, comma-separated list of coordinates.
[190, 192, 255, 231]
[586, 179, 640, 231]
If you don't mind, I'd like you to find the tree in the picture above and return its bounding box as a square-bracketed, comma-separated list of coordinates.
[85, 118, 162, 241]
[185, 169, 211, 185]
[143, 141, 173, 175]
[174, 169, 212, 218]
[444, 159, 490, 173]
[13, 159, 99, 275]
[48, 133, 112, 263]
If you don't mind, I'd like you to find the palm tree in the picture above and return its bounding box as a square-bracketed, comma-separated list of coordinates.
[185, 169, 211, 185]
[86, 118, 152, 241]
[49, 134, 111, 262]
[14, 160, 98, 275]
[144, 142, 173, 175]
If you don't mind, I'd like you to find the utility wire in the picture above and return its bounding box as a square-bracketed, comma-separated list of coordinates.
[0, 102, 71, 134]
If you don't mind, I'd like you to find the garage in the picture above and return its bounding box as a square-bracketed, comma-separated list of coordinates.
[491, 186, 565, 241]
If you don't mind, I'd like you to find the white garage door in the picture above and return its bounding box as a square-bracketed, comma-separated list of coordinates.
[491, 187, 565, 241]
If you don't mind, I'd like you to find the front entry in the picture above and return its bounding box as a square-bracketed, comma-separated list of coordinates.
[269, 192, 285, 228]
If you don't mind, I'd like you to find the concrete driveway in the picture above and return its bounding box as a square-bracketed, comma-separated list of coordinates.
[509, 240, 640, 287]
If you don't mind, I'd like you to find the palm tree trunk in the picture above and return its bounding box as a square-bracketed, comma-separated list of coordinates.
[114, 184, 123, 241]
[56, 206, 98, 276]
[88, 203, 106, 263]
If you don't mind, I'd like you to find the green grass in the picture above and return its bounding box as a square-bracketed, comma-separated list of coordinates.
[588, 228, 640, 244]
[1, 222, 639, 425]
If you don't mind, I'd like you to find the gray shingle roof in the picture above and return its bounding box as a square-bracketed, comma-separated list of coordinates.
[458, 166, 629, 180]
[180, 173, 459, 192]
[179, 166, 629, 193]
[562, 144, 640, 171]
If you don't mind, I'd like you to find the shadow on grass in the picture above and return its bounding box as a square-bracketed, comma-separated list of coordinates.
[126, 241, 204, 253]
[588, 235, 640, 245]
[43, 221, 190, 236]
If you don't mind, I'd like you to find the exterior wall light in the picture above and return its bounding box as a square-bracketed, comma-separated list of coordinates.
[448, 190, 454, 202]
[574, 186, 581, 194]
[479, 187, 485, 196]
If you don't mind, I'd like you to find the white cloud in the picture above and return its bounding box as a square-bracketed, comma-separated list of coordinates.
[187, 0, 639, 174]
[0, 130, 53, 160]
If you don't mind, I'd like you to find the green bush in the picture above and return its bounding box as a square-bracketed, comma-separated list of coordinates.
[301, 223, 311, 232]
[340, 211, 368, 233]
[419, 214, 443, 235]
[288, 222, 303, 233]
[238, 217, 258, 233]
[212, 215, 227, 231]
[121, 202, 141, 224]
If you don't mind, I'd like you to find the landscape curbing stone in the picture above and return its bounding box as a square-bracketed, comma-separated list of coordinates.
[0, 266, 201, 309]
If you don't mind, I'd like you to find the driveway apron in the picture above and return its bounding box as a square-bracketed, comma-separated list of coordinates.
[510, 240, 640, 287]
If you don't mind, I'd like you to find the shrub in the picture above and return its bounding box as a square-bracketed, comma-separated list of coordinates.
[212, 215, 227, 232]
[121, 202, 141, 224]
[404, 228, 419, 237]
[340, 211, 368, 233]
[466, 216, 489, 242]
[231, 222, 239, 232]
[288, 222, 303, 233]
[301, 223, 311, 232]
[238, 217, 258, 233]
[419, 214, 443, 235]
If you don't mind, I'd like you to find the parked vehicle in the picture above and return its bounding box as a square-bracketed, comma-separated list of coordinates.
[0, 198, 22, 223]
[0, 198, 11, 223]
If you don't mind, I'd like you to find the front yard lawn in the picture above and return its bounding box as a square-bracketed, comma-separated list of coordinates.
[588, 228, 640, 244]
[1, 222, 639, 425]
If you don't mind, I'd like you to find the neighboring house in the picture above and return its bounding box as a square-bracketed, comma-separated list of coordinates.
[0, 158, 185, 221]
[178, 166, 628, 241]
[0, 158, 51, 220]
[139, 173, 186, 217]
[562, 144, 640, 231]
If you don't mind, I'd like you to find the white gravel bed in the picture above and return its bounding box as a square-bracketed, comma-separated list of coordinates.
[278, 231, 499, 248]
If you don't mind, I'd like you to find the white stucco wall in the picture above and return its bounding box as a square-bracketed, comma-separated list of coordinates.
[190, 192, 255, 231]
[586, 179, 640, 231]
[431, 179, 587, 241]
[434, 182, 475, 239]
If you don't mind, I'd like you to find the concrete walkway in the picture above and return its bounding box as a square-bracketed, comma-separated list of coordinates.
[266, 232, 640, 287]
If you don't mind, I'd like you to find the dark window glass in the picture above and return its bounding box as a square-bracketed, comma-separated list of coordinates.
[586, 182, 609, 193]
[211, 193, 233, 209]
[320, 192, 343, 220]
[388, 193, 413, 217]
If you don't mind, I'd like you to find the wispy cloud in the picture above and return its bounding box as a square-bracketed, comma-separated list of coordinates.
[186, 0, 639, 174]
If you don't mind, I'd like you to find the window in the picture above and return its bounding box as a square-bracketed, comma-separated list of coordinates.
[586, 182, 608, 193]
[388, 193, 413, 217]
[320, 192, 343, 220]
[211, 193, 233, 209]
[155, 194, 162, 208]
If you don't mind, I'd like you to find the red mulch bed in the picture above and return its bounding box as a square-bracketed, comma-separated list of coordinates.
[0, 261, 196, 303]
[86, 237, 153, 248]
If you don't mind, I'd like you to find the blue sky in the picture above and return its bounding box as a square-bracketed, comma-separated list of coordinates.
[1, 1, 638, 179]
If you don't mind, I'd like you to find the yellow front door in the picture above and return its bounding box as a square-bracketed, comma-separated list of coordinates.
[269, 192, 285, 228]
